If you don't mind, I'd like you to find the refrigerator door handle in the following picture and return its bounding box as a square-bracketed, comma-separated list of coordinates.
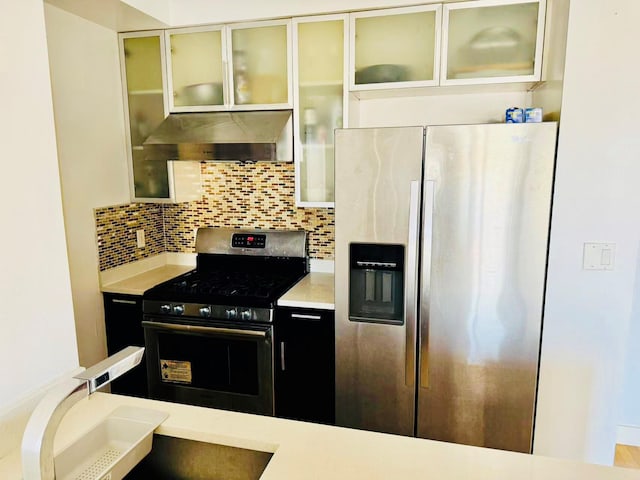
[405, 180, 421, 387]
[420, 180, 435, 389]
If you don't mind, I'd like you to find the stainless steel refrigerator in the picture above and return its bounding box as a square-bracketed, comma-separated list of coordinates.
[334, 122, 557, 453]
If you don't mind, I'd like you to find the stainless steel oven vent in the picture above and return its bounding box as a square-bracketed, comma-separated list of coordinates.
[142, 110, 293, 162]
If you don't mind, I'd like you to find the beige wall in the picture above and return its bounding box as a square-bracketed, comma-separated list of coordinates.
[0, 0, 77, 429]
[44, 4, 132, 368]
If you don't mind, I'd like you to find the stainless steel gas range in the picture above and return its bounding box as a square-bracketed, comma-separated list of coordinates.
[142, 227, 308, 415]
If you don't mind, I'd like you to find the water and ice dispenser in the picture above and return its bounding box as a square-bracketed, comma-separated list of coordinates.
[349, 243, 405, 325]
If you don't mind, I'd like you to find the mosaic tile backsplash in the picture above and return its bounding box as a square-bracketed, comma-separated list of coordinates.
[95, 162, 334, 271]
[95, 203, 165, 270]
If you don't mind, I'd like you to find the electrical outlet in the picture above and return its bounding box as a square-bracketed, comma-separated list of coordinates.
[136, 229, 145, 248]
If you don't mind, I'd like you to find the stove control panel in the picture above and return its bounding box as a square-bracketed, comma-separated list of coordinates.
[143, 300, 274, 323]
[231, 233, 266, 249]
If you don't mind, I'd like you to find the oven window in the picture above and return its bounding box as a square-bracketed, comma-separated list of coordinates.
[157, 331, 259, 395]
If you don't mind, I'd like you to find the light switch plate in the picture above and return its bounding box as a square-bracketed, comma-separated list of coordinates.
[583, 242, 615, 270]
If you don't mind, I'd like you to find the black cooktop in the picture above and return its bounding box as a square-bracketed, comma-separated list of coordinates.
[143, 254, 307, 308]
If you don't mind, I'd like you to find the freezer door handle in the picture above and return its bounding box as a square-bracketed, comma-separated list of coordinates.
[420, 180, 435, 389]
[405, 180, 421, 387]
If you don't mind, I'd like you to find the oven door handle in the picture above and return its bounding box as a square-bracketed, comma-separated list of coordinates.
[142, 321, 269, 338]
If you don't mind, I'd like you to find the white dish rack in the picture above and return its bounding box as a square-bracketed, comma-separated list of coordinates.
[53, 406, 168, 480]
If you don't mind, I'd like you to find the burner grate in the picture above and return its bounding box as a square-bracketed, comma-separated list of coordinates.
[156, 270, 297, 300]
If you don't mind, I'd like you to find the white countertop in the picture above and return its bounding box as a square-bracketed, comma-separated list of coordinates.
[101, 264, 194, 296]
[1, 393, 637, 480]
[278, 272, 334, 310]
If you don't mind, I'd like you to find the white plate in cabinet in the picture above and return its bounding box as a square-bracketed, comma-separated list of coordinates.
[440, 0, 546, 86]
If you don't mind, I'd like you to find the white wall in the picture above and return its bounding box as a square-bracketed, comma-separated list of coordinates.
[44, 4, 132, 368]
[533, 0, 640, 465]
[0, 0, 78, 446]
[355, 90, 530, 127]
[44, 0, 169, 31]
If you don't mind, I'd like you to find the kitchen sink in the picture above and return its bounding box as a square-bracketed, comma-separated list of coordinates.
[124, 434, 274, 480]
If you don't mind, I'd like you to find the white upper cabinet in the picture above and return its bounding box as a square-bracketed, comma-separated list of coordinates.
[441, 0, 546, 85]
[349, 0, 546, 92]
[350, 5, 442, 91]
[166, 20, 292, 112]
[119, 32, 202, 203]
[228, 20, 292, 108]
[167, 26, 226, 110]
[293, 14, 349, 207]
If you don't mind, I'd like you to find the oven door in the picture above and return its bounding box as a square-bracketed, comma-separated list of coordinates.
[142, 317, 274, 415]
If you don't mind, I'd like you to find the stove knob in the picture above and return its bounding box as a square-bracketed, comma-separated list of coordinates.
[239, 309, 252, 321]
[225, 308, 237, 320]
[172, 304, 185, 315]
[199, 306, 211, 318]
[160, 304, 171, 314]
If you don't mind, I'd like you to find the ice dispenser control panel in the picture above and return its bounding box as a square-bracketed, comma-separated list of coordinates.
[349, 243, 404, 325]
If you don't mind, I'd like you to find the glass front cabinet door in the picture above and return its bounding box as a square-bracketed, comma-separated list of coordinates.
[166, 26, 226, 111]
[350, 5, 442, 92]
[228, 20, 292, 108]
[293, 15, 348, 206]
[120, 32, 201, 203]
[441, 0, 546, 85]
[165, 21, 291, 111]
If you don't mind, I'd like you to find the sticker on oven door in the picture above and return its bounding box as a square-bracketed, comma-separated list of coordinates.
[160, 359, 192, 384]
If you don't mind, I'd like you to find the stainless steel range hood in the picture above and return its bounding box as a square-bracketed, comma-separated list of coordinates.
[142, 110, 293, 162]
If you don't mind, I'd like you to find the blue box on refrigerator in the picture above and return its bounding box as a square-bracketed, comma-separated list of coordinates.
[525, 107, 543, 123]
[506, 107, 524, 123]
